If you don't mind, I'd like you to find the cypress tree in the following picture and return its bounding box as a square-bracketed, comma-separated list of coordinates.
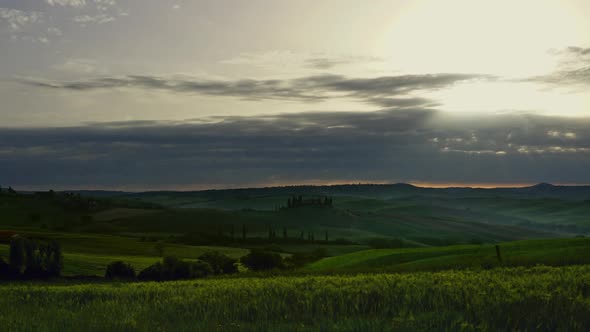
[9, 236, 26, 274]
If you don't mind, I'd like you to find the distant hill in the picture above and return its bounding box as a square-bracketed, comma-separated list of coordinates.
[110, 183, 590, 206]
[63, 190, 131, 197]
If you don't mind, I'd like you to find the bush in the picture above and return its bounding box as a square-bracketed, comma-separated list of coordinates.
[138, 256, 212, 281]
[198, 251, 238, 275]
[138, 262, 163, 281]
[240, 250, 284, 271]
[191, 260, 213, 278]
[105, 261, 136, 280]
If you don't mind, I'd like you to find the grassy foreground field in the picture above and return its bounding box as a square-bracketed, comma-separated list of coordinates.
[1, 265, 589, 331]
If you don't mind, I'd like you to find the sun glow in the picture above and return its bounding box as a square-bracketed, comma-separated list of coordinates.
[376, 0, 589, 77]
[432, 81, 590, 116]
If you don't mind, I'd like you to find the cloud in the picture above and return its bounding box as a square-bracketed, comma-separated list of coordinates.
[535, 67, 590, 86]
[1, 110, 590, 189]
[73, 14, 115, 24]
[45, 0, 117, 10]
[20, 73, 487, 108]
[52, 58, 104, 74]
[45, 0, 87, 7]
[47, 27, 63, 36]
[0, 8, 43, 31]
[305, 56, 382, 70]
[563, 46, 590, 57]
[527, 46, 590, 86]
[94, 0, 117, 11]
[365, 97, 439, 109]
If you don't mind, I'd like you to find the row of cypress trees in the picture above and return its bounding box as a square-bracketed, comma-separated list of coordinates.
[1, 236, 63, 279]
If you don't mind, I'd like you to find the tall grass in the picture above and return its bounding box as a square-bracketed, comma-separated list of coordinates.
[0, 265, 589, 331]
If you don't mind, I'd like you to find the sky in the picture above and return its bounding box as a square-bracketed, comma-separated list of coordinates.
[0, 0, 590, 190]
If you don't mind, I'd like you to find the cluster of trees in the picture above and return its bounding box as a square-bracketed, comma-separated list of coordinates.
[286, 195, 333, 209]
[240, 248, 327, 271]
[266, 227, 330, 242]
[176, 226, 336, 246]
[106, 248, 328, 281]
[0, 186, 17, 194]
[105, 251, 239, 281]
[0, 236, 63, 279]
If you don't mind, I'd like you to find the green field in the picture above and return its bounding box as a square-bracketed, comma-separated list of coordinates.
[1, 265, 589, 331]
[307, 238, 590, 273]
[2, 186, 590, 330]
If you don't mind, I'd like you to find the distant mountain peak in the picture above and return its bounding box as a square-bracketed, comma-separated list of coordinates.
[533, 182, 555, 187]
[531, 182, 555, 188]
[392, 183, 417, 188]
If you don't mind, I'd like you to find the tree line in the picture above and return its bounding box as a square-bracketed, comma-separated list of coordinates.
[173, 224, 349, 247]
[0, 235, 326, 281]
[285, 195, 333, 209]
[0, 236, 63, 279]
[105, 248, 327, 281]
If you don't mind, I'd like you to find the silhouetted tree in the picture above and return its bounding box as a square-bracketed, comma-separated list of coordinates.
[45, 240, 63, 277]
[139, 256, 212, 281]
[198, 251, 238, 275]
[240, 250, 284, 271]
[9, 237, 62, 278]
[242, 224, 247, 240]
[105, 261, 136, 280]
[9, 236, 26, 274]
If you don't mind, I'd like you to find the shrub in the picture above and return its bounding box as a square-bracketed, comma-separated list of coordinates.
[191, 260, 214, 278]
[138, 262, 163, 281]
[105, 261, 136, 280]
[198, 251, 238, 275]
[138, 257, 212, 281]
[240, 250, 284, 271]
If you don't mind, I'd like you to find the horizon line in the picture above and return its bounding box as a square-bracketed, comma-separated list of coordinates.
[6, 181, 590, 193]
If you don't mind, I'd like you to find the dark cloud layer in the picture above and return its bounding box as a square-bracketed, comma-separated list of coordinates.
[21, 73, 487, 108]
[1, 109, 590, 189]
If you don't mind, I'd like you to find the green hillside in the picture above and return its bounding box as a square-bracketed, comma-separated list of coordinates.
[306, 237, 590, 273]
